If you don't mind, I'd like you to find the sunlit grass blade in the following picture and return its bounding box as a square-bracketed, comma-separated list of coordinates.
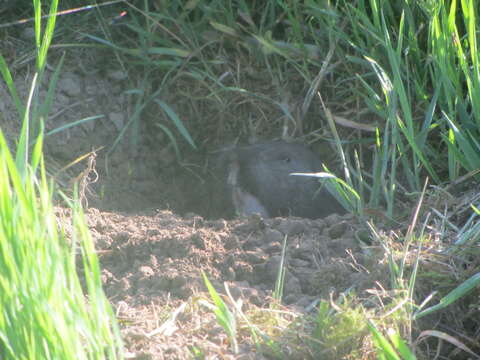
[0, 128, 123, 359]
[45, 115, 105, 138]
[34, 0, 59, 71]
[201, 271, 238, 353]
[368, 321, 417, 360]
[414, 272, 480, 320]
[272, 235, 287, 301]
[0, 55, 24, 118]
[154, 99, 197, 149]
[388, 330, 417, 360]
[368, 321, 401, 360]
[37, 52, 65, 132]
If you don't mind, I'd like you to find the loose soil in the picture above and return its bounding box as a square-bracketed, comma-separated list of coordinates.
[76, 207, 374, 359]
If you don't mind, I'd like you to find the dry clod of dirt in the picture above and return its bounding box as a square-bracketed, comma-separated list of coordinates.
[58, 72, 82, 97]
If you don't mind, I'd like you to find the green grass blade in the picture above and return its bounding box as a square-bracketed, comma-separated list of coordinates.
[154, 99, 197, 149]
[0, 55, 24, 118]
[36, 0, 59, 71]
[387, 329, 417, 359]
[201, 271, 238, 353]
[273, 235, 287, 301]
[45, 115, 105, 138]
[415, 272, 480, 320]
[368, 321, 401, 360]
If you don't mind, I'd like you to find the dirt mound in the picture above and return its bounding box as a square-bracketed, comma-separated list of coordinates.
[68, 206, 382, 358]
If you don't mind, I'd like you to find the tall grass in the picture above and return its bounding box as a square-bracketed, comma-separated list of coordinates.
[430, 0, 480, 179]
[0, 0, 123, 358]
[0, 129, 123, 359]
[86, 0, 480, 218]
[335, 0, 480, 215]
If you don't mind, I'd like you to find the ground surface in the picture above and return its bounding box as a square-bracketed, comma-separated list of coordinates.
[1, 7, 479, 359]
[79, 207, 374, 359]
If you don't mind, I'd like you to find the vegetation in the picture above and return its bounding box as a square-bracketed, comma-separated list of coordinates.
[0, 128, 123, 359]
[0, 1, 123, 359]
[0, 0, 479, 359]
[87, 0, 479, 214]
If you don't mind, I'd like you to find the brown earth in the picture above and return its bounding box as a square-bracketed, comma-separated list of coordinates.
[76, 207, 380, 359]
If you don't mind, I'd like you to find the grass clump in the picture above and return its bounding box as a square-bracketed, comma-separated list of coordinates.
[0, 128, 123, 359]
[312, 299, 370, 359]
[0, 1, 123, 358]
[85, 0, 480, 218]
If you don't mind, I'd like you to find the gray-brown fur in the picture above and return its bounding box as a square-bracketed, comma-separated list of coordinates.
[208, 140, 345, 219]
